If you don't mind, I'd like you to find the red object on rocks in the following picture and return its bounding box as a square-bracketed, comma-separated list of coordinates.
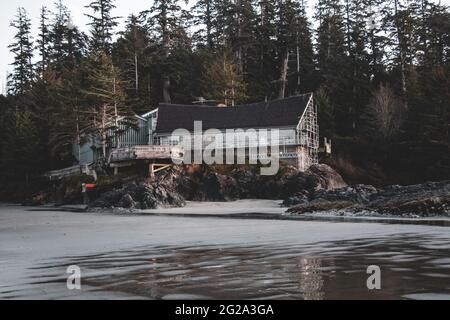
[85, 184, 96, 190]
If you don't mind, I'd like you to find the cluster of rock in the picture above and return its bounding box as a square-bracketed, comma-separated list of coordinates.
[86, 162, 449, 217]
[286, 180, 450, 217]
[89, 164, 347, 210]
[90, 168, 185, 209]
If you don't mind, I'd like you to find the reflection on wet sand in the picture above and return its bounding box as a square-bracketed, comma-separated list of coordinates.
[1, 234, 449, 300]
[297, 257, 325, 300]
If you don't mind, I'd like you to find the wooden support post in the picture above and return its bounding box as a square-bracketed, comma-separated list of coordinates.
[149, 163, 171, 179]
[149, 164, 155, 179]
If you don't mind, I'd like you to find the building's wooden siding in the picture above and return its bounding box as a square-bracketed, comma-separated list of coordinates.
[73, 117, 150, 165]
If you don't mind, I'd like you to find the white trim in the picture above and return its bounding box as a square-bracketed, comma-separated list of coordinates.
[141, 108, 159, 118]
[297, 93, 313, 130]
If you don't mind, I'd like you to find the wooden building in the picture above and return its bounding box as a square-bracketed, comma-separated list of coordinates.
[73, 93, 319, 172]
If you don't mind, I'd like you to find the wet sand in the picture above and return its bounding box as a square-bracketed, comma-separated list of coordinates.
[0, 202, 449, 300]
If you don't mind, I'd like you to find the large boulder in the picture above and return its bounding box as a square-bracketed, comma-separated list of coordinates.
[282, 164, 348, 205]
[305, 164, 348, 191]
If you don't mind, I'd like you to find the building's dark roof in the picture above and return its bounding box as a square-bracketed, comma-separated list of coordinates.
[155, 93, 312, 133]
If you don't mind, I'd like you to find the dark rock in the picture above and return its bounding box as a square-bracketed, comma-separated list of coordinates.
[193, 172, 240, 201]
[90, 163, 349, 209]
[117, 194, 136, 209]
[230, 168, 259, 197]
[287, 200, 356, 214]
[365, 180, 450, 216]
[90, 189, 124, 208]
[304, 164, 348, 191]
[283, 164, 346, 199]
[282, 191, 310, 207]
[368, 195, 450, 216]
[90, 167, 186, 210]
[287, 180, 450, 217]
[310, 184, 378, 204]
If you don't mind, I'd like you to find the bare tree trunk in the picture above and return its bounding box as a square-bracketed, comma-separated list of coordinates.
[235, 0, 243, 74]
[113, 75, 120, 149]
[134, 53, 139, 94]
[296, 32, 301, 93]
[163, 76, 171, 103]
[75, 105, 81, 163]
[161, 0, 171, 103]
[231, 80, 235, 107]
[327, 17, 331, 59]
[101, 105, 107, 158]
[394, 0, 407, 96]
[279, 51, 289, 99]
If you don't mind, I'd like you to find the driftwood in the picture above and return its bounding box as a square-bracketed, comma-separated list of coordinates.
[44, 164, 97, 181]
[44, 165, 82, 181]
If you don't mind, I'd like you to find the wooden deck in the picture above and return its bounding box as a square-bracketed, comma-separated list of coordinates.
[108, 145, 184, 163]
[44, 145, 184, 180]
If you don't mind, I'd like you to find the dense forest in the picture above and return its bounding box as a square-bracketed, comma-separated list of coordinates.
[0, 0, 449, 194]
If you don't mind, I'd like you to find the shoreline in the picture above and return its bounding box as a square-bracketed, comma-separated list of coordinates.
[21, 199, 450, 227]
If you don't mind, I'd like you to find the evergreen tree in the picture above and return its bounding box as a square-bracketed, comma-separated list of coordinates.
[343, 0, 372, 131]
[229, 0, 257, 75]
[365, 0, 388, 83]
[8, 7, 34, 95]
[11, 110, 41, 184]
[203, 48, 247, 106]
[275, 0, 315, 98]
[36, 6, 51, 78]
[83, 53, 134, 156]
[49, 0, 87, 73]
[192, 0, 218, 49]
[48, 67, 90, 164]
[113, 14, 151, 113]
[315, 0, 349, 134]
[114, 15, 149, 94]
[385, 0, 418, 96]
[85, 0, 120, 53]
[214, 0, 236, 48]
[26, 68, 62, 168]
[251, 0, 278, 99]
[144, 0, 190, 103]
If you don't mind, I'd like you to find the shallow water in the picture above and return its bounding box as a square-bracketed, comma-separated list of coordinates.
[3, 234, 449, 300]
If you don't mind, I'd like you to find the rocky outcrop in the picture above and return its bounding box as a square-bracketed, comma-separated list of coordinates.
[304, 164, 348, 191]
[89, 164, 346, 209]
[280, 164, 347, 199]
[287, 180, 450, 217]
[90, 167, 186, 209]
[366, 181, 450, 215]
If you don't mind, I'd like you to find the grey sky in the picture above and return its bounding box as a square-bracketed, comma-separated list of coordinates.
[1, 0, 448, 94]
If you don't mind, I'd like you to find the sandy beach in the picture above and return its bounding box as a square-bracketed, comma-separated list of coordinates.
[1, 201, 449, 299]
